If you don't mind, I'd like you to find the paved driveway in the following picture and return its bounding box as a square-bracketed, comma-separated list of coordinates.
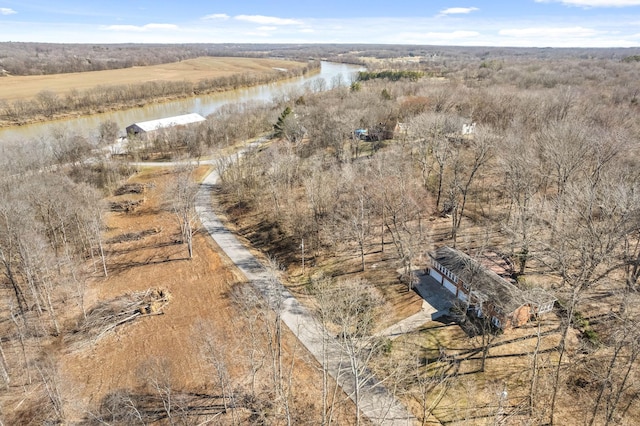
[196, 154, 416, 425]
[378, 272, 455, 339]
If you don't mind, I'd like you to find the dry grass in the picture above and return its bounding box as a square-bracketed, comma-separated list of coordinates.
[63, 288, 171, 351]
[0, 57, 307, 103]
[56, 165, 355, 424]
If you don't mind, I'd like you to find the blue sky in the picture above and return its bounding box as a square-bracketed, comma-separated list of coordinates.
[1, 1, 640, 47]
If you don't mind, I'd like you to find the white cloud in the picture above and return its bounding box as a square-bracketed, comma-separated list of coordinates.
[402, 30, 481, 40]
[234, 15, 303, 26]
[439, 7, 479, 15]
[426, 30, 480, 39]
[0, 8, 17, 15]
[202, 13, 229, 20]
[499, 26, 600, 37]
[103, 23, 178, 32]
[257, 26, 277, 31]
[535, 0, 640, 6]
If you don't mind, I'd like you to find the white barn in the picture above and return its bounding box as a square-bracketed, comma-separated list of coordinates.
[126, 113, 206, 138]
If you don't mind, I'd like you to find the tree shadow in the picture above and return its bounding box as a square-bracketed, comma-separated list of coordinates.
[107, 254, 190, 275]
[83, 389, 233, 425]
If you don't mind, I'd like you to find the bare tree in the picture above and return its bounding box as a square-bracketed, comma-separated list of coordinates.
[408, 111, 463, 211]
[194, 320, 239, 424]
[372, 146, 429, 287]
[323, 277, 386, 425]
[97, 119, 120, 148]
[166, 165, 199, 259]
[446, 129, 493, 246]
[136, 357, 175, 422]
[498, 130, 544, 276]
[543, 168, 636, 425]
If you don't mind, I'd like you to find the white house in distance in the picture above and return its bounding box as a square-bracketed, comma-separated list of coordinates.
[126, 113, 206, 138]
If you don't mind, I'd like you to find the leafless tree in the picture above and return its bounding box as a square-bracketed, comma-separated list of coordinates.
[498, 130, 544, 275]
[446, 129, 493, 246]
[542, 168, 636, 424]
[166, 165, 199, 259]
[97, 120, 120, 148]
[323, 277, 386, 425]
[194, 320, 240, 424]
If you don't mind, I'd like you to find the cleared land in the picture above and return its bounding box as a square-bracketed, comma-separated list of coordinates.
[55, 166, 355, 424]
[0, 57, 307, 102]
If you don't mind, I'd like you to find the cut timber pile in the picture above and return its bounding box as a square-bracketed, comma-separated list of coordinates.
[64, 288, 170, 351]
[106, 227, 161, 244]
[109, 199, 145, 212]
[113, 183, 151, 196]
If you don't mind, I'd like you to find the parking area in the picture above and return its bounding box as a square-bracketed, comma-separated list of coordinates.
[414, 271, 456, 320]
[378, 271, 457, 339]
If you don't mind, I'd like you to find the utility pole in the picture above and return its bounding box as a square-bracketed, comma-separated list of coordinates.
[301, 238, 305, 274]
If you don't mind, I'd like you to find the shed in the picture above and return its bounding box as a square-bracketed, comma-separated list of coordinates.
[126, 113, 206, 138]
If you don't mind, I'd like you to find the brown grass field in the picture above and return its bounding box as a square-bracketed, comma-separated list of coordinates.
[0, 57, 307, 102]
[55, 165, 355, 424]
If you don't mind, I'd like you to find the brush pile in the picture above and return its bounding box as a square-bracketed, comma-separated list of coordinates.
[65, 288, 170, 351]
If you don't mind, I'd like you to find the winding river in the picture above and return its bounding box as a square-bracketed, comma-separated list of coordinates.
[0, 61, 362, 143]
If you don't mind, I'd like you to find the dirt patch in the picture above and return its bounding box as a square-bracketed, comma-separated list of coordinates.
[58, 166, 356, 424]
[0, 57, 307, 103]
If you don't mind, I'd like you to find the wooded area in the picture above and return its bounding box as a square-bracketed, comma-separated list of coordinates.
[0, 44, 639, 425]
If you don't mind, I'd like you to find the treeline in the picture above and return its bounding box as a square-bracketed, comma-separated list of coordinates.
[0, 124, 141, 423]
[0, 61, 319, 125]
[0, 42, 304, 76]
[2, 42, 637, 77]
[357, 70, 424, 81]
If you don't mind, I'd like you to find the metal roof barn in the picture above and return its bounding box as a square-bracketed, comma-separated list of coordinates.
[126, 113, 206, 136]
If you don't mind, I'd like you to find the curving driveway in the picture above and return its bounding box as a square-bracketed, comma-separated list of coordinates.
[195, 149, 416, 425]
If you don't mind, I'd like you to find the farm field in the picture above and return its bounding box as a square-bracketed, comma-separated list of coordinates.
[0, 56, 307, 102]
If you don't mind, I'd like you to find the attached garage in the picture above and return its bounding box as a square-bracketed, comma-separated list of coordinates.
[457, 291, 468, 302]
[443, 279, 457, 296]
[429, 268, 443, 284]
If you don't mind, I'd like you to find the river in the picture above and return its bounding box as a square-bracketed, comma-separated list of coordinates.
[0, 61, 362, 143]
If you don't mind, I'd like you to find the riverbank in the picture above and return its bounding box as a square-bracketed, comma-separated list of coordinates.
[0, 57, 317, 128]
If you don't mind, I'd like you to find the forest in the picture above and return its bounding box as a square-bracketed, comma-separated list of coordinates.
[0, 44, 639, 425]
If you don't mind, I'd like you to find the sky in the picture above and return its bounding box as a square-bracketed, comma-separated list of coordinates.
[1, 1, 640, 47]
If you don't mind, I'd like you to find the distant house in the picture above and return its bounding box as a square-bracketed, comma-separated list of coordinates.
[462, 122, 476, 135]
[428, 246, 555, 330]
[357, 121, 406, 142]
[126, 113, 206, 138]
[354, 129, 368, 140]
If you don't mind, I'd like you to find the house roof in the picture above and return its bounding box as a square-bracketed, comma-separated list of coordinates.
[128, 113, 206, 133]
[430, 246, 527, 313]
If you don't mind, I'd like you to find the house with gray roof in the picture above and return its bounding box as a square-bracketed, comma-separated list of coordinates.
[428, 246, 555, 330]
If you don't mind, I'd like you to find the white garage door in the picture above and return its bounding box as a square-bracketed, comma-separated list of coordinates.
[429, 269, 443, 283]
[443, 279, 457, 296]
